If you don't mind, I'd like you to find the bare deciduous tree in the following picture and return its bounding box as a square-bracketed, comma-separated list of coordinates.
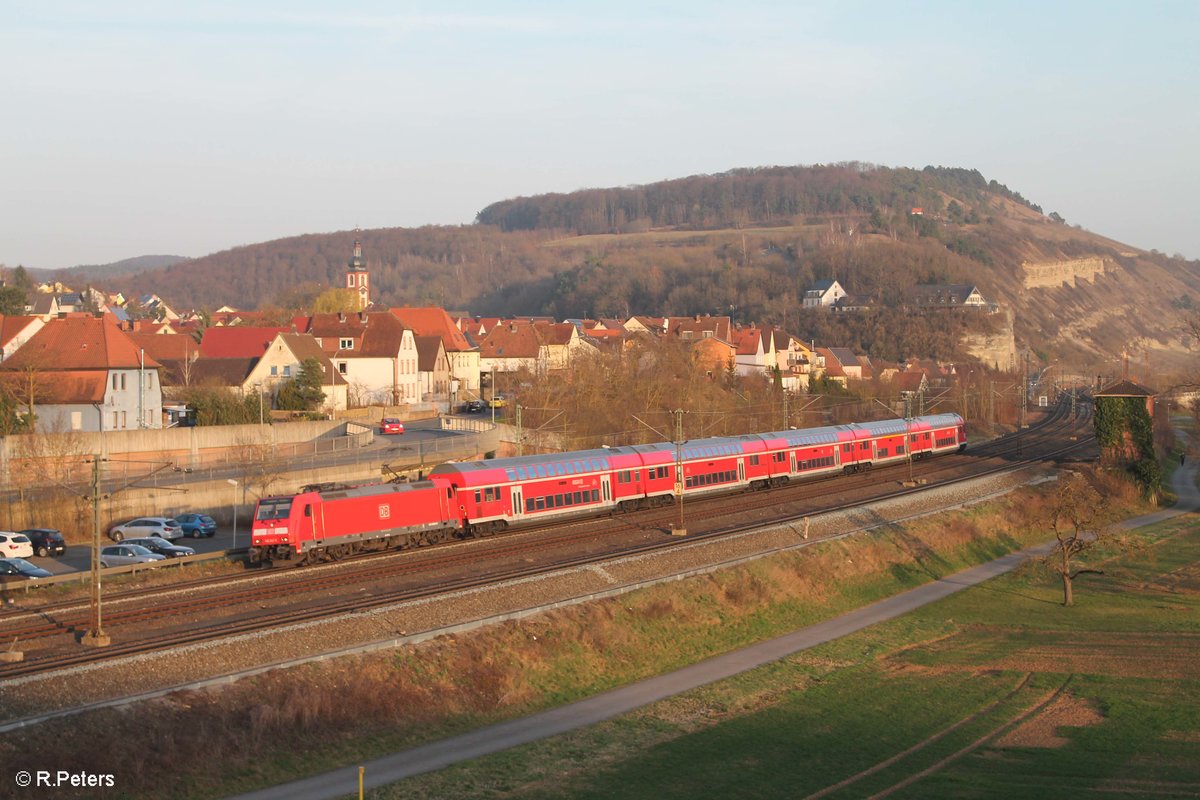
[1043, 471, 1128, 606]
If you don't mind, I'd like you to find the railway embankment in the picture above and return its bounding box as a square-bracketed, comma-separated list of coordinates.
[0, 459, 1157, 800]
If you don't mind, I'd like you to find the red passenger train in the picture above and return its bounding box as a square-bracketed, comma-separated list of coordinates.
[249, 413, 966, 565]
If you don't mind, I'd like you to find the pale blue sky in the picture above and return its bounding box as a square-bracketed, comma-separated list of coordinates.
[2, 1, 1197, 268]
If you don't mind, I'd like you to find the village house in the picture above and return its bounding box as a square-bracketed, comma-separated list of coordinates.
[414, 335, 452, 409]
[304, 312, 420, 408]
[0, 315, 164, 431]
[803, 279, 847, 308]
[391, 306, 481, 405]
[907, 284, 988, 308]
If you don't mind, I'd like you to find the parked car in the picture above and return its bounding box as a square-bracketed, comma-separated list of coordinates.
[19, 528, 66, 558]
[464, 400, 485, 413]
[379, 417, 405, 435]
[0, 532, 34, 559]
[0, 558, 53, 580]
[108, 517, 184, 542]
[174, 513, 217, 538]
[488, 395, 507, 408]
[99, 544, 166, 568]
[122, 537, 195, 559]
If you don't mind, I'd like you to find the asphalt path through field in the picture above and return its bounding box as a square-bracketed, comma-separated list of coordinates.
[229, 456, 1200, 800]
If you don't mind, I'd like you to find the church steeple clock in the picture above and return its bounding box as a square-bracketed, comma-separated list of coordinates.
[345, 232, 370, 310]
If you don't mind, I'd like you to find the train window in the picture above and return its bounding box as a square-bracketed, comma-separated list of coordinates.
[535, 497, 545, 511]
[572, 491, 581, 504]
[303, 504, 312, 517]
[475, 490, 482, 503]
[255, 499, 292, 521]
[749, 455, 759, 465]
[842, 444, 852, 453]
[526, 498, 535, 512]
[591, 489, 599, 501]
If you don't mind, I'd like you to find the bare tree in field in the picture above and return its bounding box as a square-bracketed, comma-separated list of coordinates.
[1044, 471, 1123, 606]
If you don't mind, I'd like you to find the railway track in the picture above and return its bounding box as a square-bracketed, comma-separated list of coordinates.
[0, 407, 1092, 679]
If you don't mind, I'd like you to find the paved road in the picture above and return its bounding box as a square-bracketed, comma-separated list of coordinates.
[228, 456, 1200, 800]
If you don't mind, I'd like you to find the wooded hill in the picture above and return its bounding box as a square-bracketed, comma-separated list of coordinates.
[112, 163, 1200, 372]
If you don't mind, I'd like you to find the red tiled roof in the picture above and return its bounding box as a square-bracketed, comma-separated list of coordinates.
[390, 307, 473, 352]
[480, 323, 541, 359]
[199, 327, 287, 358]
[414, 335, 445, 372]
[125, 332, 200, 363]
[28, 371, 108, 404]
[309, 312, 408, 358]
[0, 315, 42, 351]
[1, 316, 162, 371]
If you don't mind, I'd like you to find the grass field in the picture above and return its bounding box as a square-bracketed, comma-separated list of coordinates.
[383, 516, 1200, 800]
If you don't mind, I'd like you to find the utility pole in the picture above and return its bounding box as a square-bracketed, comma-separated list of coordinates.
[672, 408, 687, 537]
[1020, 352, 1029, 428]
[515, 404, 523, 457]
[902, 392, 915, 484]
[81, 455, 110, 647]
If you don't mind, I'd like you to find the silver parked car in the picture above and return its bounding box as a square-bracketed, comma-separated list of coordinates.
[122, 537, 195, 559]
[108, 517, 184, 542]
[99, 544, 166, 567]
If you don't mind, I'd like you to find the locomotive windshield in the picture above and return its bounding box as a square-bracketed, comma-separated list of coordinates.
[255, 499, 293, 521]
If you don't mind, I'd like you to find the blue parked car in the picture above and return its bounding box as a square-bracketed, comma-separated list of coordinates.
[174, 513, 217, 538]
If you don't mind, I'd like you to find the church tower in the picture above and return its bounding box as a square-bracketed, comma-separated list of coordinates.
[345, 233, 370, 310]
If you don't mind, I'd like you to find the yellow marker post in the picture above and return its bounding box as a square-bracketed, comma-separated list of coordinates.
[359, 766, 365, 799]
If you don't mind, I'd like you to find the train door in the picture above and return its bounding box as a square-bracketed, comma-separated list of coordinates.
[790, 451, 797, 474]
[601, 475, 611, 503]
[737, 459, 745, 482]
[511, 487, 523, 519]
[296, 501, 317, 544]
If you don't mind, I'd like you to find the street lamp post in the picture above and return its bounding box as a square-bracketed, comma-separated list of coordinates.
[226, 478, 239, 549]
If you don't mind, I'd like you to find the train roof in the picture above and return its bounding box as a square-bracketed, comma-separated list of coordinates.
[429, 447, 615, 478]
[318, 480, 440, 501]
[425, 413, 964, 486]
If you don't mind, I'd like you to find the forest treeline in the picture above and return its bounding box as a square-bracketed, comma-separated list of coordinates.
[126, 164, 1050, 320]
[476, 164, 1042, 234]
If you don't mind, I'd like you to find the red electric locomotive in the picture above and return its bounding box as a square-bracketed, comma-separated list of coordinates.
[250, 479, 460, 564]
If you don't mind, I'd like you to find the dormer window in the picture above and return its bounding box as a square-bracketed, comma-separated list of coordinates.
[339, 338, 354, 350]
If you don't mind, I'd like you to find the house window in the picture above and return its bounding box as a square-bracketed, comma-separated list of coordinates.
[120, 411, 127, 429]
[112, 374, 119, 390]
[339, 338, 354, 350]
[71, 411, 82, 431]
[338, 362, 348, 375]
[283, 365, 291, 377]
[112, 411, 118, 428]
[270, 366, 278, 376]
[120, 373, 127, 390]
